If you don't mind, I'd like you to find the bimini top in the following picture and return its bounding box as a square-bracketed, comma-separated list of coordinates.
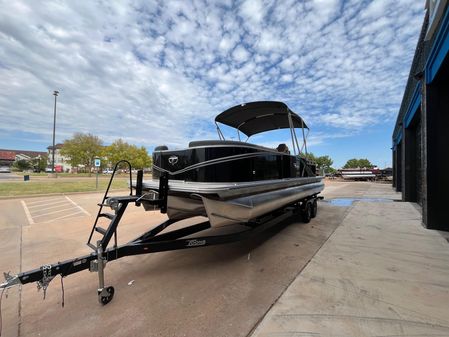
[215, 101, 308, 137]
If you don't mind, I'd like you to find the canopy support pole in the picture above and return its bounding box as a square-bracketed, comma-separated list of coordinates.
[215, 122, 225, 140]
[301, 119, 308, 155]
[294, 124, 301, 155]
[287, 112, 298, 155]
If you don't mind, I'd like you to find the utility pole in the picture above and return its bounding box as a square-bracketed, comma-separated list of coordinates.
[51, 90, 59, 173]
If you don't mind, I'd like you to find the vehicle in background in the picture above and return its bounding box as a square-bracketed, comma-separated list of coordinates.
[103, 169, 114, 174]
[0, 166, 11, 173]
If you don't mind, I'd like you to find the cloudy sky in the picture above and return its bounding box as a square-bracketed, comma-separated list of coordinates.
[0, 0, 424, 167]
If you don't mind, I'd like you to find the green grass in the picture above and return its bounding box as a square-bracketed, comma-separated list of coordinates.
[0, 178, 129, 197]
[14, 172, 130, 177]
[15, 172, 93, 177]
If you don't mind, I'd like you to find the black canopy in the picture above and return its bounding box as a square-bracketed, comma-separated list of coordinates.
[215, 101, 308, 137]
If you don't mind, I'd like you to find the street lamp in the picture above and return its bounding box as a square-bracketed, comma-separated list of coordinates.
[51, 90, 59, 173]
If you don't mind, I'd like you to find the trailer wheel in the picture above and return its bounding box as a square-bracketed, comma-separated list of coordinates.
[99, 286, 115, 305]
[301, 202, 312, 223]
[311, 199, 318, 218]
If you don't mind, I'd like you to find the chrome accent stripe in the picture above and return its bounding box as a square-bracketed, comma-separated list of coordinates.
[138, 176, 324, 199]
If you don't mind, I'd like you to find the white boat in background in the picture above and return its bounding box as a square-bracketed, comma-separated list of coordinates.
[340, 168, 376, 180]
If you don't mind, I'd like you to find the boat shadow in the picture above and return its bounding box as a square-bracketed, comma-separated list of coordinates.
[134, 215, 305, 273]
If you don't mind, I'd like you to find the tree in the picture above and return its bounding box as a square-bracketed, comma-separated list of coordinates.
[60, 133, 103, 174]
[304, 152, 317, 162]
[343, 158, 374, 169]
[32, 155, 48, 172]
[304, 153, 334, 170]
[105, 139, 151, 169]
[129, 145, 152, 169]
[315, 155, 333, 170]
[12, 159, 31, 171]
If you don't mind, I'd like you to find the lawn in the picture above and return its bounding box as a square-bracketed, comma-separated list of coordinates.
[0, 178, 129, 197]
[15, 172, 130, 177]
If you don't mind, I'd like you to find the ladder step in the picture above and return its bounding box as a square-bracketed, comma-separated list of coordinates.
[87, 242, 97, 251]
[95, 227, 107, 235]
[99, 213, 114, 220]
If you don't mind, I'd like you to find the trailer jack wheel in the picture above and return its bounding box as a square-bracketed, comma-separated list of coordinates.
[98, 286, 115, 305]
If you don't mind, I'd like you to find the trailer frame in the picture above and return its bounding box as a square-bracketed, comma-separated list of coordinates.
[1, 161, 322, 305]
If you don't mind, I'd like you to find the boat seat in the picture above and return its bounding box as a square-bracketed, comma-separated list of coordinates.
[276, 143, 290, 154]
[154, 145, 168, 151]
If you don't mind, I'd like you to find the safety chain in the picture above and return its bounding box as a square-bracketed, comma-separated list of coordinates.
[36, 265, 54, 300]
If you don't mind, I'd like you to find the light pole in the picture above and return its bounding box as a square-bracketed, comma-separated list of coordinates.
[51, 90, 59, 173]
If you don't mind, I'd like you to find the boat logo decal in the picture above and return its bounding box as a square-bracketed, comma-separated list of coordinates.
[186, 239, 206, 247]
[168, 155, 178, 165]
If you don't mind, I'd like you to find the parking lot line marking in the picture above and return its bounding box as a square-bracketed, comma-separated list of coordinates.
[33, 207, 76, 218]
[25, 198, 62, 206]
[27, 200, 68, 209]
[46, 211, 84, 222]
[30, 200, 72, 213]
[64, 196, 90, 216]
[21, 200, 34, 225]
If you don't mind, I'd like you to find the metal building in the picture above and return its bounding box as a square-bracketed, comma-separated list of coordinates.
[392, 0, 449, 231]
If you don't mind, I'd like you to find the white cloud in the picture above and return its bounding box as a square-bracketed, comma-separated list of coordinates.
[239, 0, 266, 25]
[232, 45, 250, 63]
[0, 0, 424, 151]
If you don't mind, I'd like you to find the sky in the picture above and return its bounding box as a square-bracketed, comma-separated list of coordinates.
[0, 0, 424, 168]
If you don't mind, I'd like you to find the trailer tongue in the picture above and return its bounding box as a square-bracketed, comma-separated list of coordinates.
[1, 161, 321, 306]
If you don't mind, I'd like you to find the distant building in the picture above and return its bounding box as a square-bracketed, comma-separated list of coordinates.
[0, 148, 46, 167]
[0, 150, 16, 167]
[47, 143, 72, 172]
[392, 0, 449, 231]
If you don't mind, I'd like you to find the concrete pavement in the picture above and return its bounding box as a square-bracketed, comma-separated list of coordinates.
[0, 173, 21, 181]
[250, 183, 449, 337]
[0, 183, 347, 337]
[1, 182, 448, 336]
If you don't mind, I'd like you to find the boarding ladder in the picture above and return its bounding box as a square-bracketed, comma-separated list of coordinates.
[86, 160, 168, 252]
[85, 160, 168, 303]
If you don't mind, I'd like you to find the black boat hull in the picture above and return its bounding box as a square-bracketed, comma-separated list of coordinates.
[138, 142, 323, 227]
[152, 142, 316, 182]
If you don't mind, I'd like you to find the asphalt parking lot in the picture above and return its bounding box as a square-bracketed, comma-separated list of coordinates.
[1, 181, 436, 337]
[0, 172, 20, 181]
[20, 196, 90, 224]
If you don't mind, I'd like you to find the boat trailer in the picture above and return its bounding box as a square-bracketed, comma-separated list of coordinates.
[0, 161, 321, 306]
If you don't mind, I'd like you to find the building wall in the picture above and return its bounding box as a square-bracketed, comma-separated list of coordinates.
[392, 1, 449, 231]
[47, 148, 72, 172]
[425, 62, 449, 229]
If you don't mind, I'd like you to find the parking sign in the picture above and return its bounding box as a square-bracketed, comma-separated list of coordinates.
[94, 159, 101, 167]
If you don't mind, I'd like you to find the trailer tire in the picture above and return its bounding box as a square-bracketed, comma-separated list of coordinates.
[301, 202, 312, 223]
[311, 199, 318, 218]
